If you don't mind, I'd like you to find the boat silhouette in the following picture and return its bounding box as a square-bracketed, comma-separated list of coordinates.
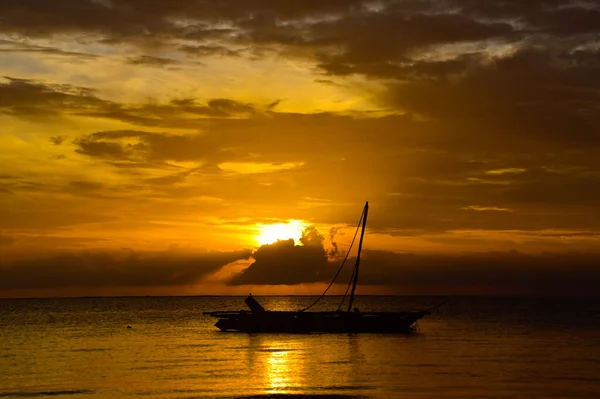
[204, 202, 431, 333]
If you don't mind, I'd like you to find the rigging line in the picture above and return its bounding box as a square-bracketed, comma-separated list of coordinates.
[299, 205, 365, 312]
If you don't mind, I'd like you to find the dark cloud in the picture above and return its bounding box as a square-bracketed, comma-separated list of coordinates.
[314, 79, 337, 85]
[143, 168, 202, 186]
[229, 227, 332, 285]
[0, 77, 107, 117]
[0, 0, 174, 41]
[120, 94, 256, 120]
[381, 48, 600, 148]
[371, 179, 600, 234]
[266, 99, 282, 111]
[1, 77, 259, 124]
[456, 1, 600, 36]
[2, 0, 598, 59]
[312, 13, 515, 72]
[74, 130, 218, 164]
[179, 45, 242, 58]
[75, 138, 129, 160]
[490, 168, 600, 206]
[356, 249, 600, 295]
[68, 180, 104, 192]
[227, 226, 600, 295]
[126, 55, 182, 67]
[0, 39, 98, 59]
[49, 136, 66, 145]
[532, 7, 600, 36]
[0, 177, 63, 200]
[0, 248, 251, 290]
[207, 98, 256, 116]
[0, 0, 364, 40]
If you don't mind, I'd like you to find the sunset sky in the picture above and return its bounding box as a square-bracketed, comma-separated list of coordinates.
[1, 0, 600, 297]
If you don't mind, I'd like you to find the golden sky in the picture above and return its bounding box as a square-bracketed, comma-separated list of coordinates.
[1, 0, 600, 297]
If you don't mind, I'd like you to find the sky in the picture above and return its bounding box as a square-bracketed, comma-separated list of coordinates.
[1, 0, 600, 297]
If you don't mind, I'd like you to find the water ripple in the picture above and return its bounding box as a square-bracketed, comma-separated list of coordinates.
[0, 390, 94, 397]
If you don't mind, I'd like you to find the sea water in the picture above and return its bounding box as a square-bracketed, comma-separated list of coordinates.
[1, 296, 599, 398]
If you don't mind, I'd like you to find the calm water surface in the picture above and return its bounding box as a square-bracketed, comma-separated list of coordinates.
[1, 296, 599, 398]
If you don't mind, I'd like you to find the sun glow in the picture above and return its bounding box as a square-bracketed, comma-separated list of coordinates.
[256, 220, 305, 246]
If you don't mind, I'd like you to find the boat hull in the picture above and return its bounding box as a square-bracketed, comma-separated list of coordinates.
[206, 310, 430, 333]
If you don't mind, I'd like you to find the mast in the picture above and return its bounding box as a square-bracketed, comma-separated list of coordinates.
[347, 201, 369, 312]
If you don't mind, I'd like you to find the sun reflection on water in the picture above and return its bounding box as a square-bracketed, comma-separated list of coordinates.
[246, 338, 304, 395]
[266, 349, 291, 393]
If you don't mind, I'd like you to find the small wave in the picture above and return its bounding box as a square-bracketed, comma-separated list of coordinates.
[196, 357, 228, 363]
[129, 363, 187, 371]
[177, 343, 212, 348]
[69, 348, 109, 353]
[319, 385, 375, 391]
[550, 376, 600, 383]
[231, 346, 297, 352]
[408, 363, 446, 368]
[0, 389, 94, 397]
[171, 388, 217, 394]
[257, 348, 296, 353]
[435, 371, 481, 377]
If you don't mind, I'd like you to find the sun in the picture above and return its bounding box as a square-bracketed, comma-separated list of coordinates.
[256, 220, 305, 246]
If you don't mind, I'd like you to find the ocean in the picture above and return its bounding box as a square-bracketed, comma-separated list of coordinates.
[1, 296, 599, 398]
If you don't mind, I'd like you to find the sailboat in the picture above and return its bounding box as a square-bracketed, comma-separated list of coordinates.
[203, 202, 431, 333]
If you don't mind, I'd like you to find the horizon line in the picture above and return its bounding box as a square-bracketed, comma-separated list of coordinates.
[1, 293, 599, 300]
